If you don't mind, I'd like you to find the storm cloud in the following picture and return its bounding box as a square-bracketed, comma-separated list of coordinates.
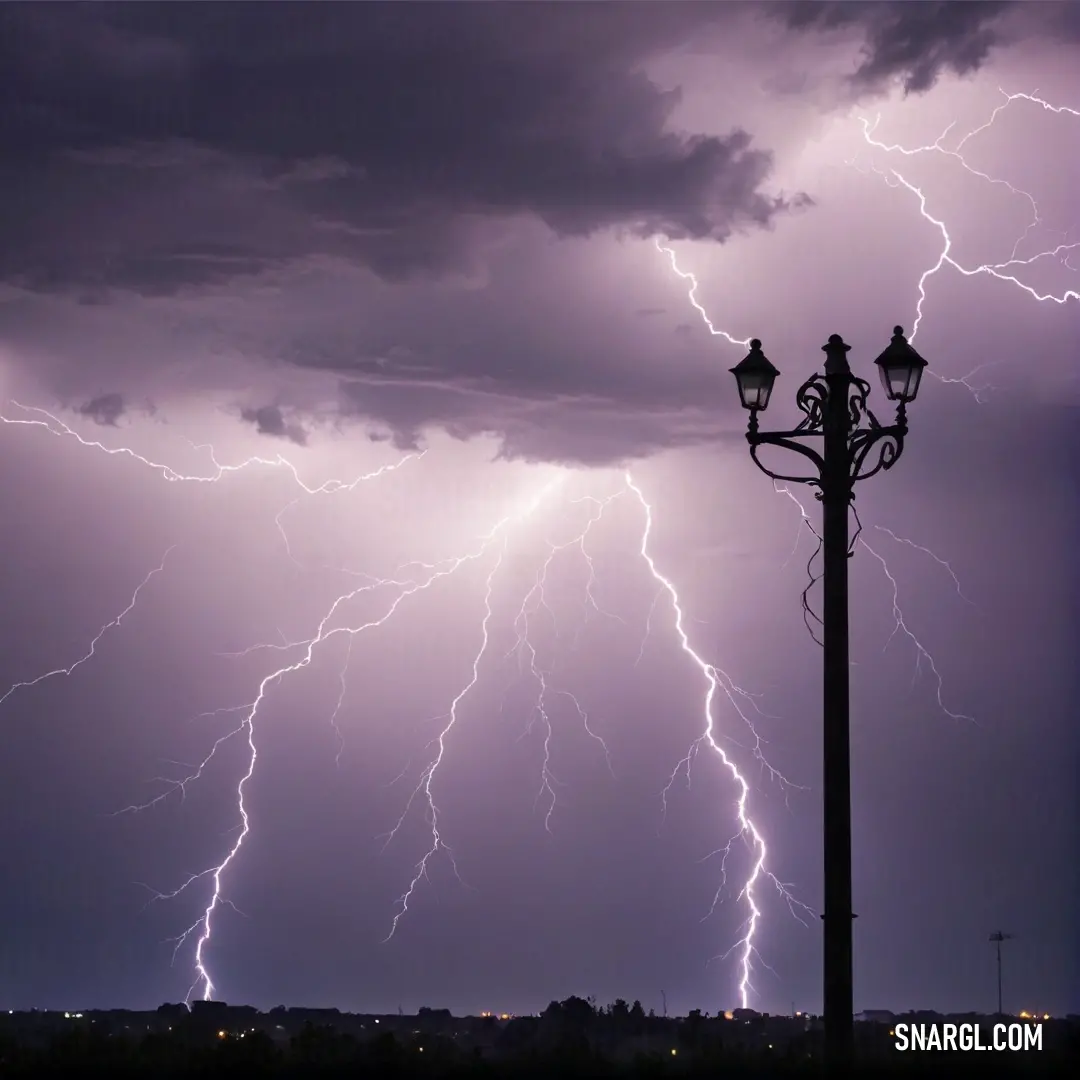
[0, 1, 1042, 299]
[771, 1, 1014, 94]
[1, 4, 799, 293]
[0, 1, 1073, 468]
[0, 1, 1076, 1021]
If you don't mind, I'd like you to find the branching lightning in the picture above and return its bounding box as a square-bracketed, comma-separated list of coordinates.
[0, 401, 423, 491]
[3, 82, 1061, 1016]
[652, 87, 1074, 725]
[1, 391, 807, 1009]
[0, 546, 176, 708]
[627, 474, 810, 1007]
[651, 237, 974, 714]
[503, 492, 622, 832]
[644, 86, 1062, 986]
[855, 87, 1079, 367]
[380, 539, 508, 940]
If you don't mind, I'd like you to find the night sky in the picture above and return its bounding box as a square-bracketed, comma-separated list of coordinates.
[0, 2, 1077, 1020]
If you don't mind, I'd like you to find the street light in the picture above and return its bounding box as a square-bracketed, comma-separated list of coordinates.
[729, 326, 927, 1067]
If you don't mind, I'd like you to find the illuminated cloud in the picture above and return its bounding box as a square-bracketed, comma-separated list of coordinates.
[770, 1, 1014, 95]
[0, 0, 1075, 1021]
[0, 1, 1069, 469]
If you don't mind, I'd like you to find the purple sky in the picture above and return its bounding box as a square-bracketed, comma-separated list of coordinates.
[0, 2, 1076, 1019]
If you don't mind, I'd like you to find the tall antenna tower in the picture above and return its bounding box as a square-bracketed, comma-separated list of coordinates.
[989, 931, 1014, 1015]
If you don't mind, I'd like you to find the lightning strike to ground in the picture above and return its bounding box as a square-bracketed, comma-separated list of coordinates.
[5, 84, 1049, 1011]
[626, 474, 810, 1008]
[381, 541, 508, 940]
[1, 387, 805, 1011]
[650, 106, 1008, 980]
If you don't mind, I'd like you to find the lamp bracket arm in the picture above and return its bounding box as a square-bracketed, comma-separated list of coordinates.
[748, 432, 826, 475]
[748, 438, 824, 487]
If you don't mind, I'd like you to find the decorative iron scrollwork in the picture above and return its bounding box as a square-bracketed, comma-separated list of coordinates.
[847, 428, 903, 484]
[794, 374, 828, 433]
[845, 376, 877, 430]
[745, 372, 906, 490]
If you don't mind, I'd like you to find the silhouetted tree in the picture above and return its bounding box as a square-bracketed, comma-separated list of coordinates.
[561, 996, 596, 1030]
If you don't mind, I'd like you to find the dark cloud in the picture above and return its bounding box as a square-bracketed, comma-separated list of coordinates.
[77, 392, 125, 427]
[0, 4, 806, 294]
[1, 1, 1055, 298]
[769, 1, 1014, 94]
[240, 404, 308, 447]
[0, 0, 1072, 473]
[336, 368, 740, 468]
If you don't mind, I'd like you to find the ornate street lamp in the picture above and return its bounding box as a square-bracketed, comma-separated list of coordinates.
[730, 326, 927, 1067]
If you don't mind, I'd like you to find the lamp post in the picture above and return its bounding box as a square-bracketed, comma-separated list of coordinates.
[729, 327, 928, 1067]
[989, 931, 1014, 1016]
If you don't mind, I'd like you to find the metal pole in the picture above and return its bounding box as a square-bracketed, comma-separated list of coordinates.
[990, 931, 1010, 1015]
[997, 938, 1003, 1015]
[821, 347, 854, 1066]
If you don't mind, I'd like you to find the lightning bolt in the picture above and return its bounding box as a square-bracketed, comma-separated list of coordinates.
[0, 403, 492, 996]
[651, 101, 1009, 987]
[771, 484, 974, 723]
[655, 82, 1066, 727]
[855, 87, 1080, 380]
[627, 473, 810, 1007]
[155, 477, 571, 999]
[380, 541, 506, 938]
[3, 381, 807, 1011]
[0, 400, 423, 491]
[653, 238, 751, 347]
[855, 529, 975, 724]
[0, 547, 175, 708]
[6, 84, 1049, 1013]
[504, 491, 621, 832]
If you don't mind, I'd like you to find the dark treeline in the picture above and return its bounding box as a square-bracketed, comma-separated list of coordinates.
[0, 1042, 1073, 1078]
[0, 995, 1073, 1077]
[1, 1031, 1073, 1077]
[0, 1037, 1072, 1078]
